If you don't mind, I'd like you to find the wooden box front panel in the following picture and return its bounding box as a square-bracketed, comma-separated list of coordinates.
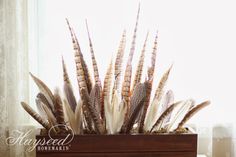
[36, 134, 197, 157]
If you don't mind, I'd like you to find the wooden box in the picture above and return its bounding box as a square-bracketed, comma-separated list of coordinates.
[36, 134, 197, 157]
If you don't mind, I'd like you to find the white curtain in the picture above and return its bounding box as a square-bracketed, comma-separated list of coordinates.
[0, 0, 35, 157]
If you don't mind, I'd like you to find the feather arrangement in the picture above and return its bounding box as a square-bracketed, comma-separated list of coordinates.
[21, 6, 210, 135]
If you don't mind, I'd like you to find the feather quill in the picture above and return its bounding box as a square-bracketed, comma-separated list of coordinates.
[21, 102, 51, 130]
[150, 101, 182, 132]
[138, 32, 158, 133]
[175, 101, 210, 130]
[132, 32, 148, 92]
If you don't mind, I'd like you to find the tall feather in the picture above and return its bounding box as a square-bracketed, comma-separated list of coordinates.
[73, 30, 93, 93]
[125, 82, 147, 133]
[86, 20, 103, 116]
[138, 32, 158, 133]
[175, 101, 210, 130]
[112, 30, 126, 95]
[132, 32, 148, 92]
[30, 73, 55, 113]
[81, 88, 105, 134]
[21, 102, 51, 131]
[122, 4, 140, 105]
[150, 101, 182, 132]
[66, 19, 93, 130]
[62, 57, 77, 112]
[85, 20, 102, 90]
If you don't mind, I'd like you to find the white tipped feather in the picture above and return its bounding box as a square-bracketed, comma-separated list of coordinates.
[111, 91, 127, 133]
[75, 100, 82, 134]
[166, 99, 194, 131]
[144, 97, 161, 131]
[63, 99, 77, 133]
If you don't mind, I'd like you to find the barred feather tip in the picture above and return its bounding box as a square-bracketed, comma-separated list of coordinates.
[113, 30, 126, 95]
[21, 102, 51, 131]
[132, 32, 149, 92]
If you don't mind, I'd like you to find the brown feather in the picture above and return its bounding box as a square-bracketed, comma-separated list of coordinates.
[73, 30, 93, 93]
[132, 32, 148, 92]
[121, 4, 140, 105]
[150, 101, 182, 132]
[21, 102, 51, 130]
[85, 20, 102, 90]
[62, 56, 70, 84]
[53, 89, 66, 132]
[86, 20, 103, 117]
[112, 30, 126, 95]
[66, 19, 93, 130]
[154, 65, 172, 100]
[175, 101, 210, 130]
[81, 88, 105, 134]
[125, 82, 147, 133]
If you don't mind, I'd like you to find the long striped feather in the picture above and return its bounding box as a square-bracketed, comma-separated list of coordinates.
[66, 19, 93, 130]
[85, 20, 102, 90]
[81, 88, 105, 134]
[138, 32, 158, 133]
[132, 32, 149, 92]
[122, 4, 140, 105]
[112, 30, 126, 95]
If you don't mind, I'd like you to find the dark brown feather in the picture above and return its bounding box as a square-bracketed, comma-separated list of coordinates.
[125, 82, 147, 133]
